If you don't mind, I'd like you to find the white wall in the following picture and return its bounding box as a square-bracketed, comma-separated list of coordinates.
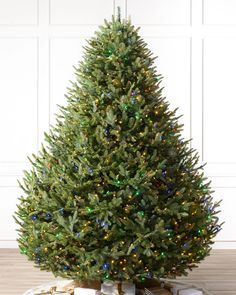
[0, 0, 235, 248]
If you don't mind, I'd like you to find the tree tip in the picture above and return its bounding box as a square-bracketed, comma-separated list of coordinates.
[117, 6, 121, 22]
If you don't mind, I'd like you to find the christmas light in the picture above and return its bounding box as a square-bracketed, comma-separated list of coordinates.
[86, 207, 93, 213]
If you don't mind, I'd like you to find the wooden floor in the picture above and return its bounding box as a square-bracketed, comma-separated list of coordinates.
[0, 249, 236, 295]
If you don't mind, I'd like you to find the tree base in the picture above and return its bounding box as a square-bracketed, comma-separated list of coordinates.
[101, 281, 135, 295]
[63, 280, 101, 292]
[63, 278, 173, 295]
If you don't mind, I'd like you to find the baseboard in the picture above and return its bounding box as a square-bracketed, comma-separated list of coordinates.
[0, 240, 18, 248]
[212, 241, 236, 249]
[1, 240, 236, 249]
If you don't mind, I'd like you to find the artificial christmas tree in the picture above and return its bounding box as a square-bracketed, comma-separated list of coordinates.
[14, 10, 222, 291]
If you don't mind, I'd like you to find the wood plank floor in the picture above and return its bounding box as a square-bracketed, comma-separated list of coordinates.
[0, 249, 235, 295]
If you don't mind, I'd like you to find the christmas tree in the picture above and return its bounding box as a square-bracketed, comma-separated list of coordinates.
[14, 11, 222, 283]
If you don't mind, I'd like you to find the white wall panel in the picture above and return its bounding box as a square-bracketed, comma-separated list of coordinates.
[0, 38, 38, 162]
[212, 188, 236, 242]
[204, 0, 236, 25]
[0, 0, 38, 25]
[206, 163, 236, 178]
[0, 187, 20, 240]
[203, 38, 236, 163]
[50, 0, 113, 25]
[146, 38, 191, 139]
[127, 0, 191, 25]
[49, 38, 86, 125]
[211, 176, 236, 188]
